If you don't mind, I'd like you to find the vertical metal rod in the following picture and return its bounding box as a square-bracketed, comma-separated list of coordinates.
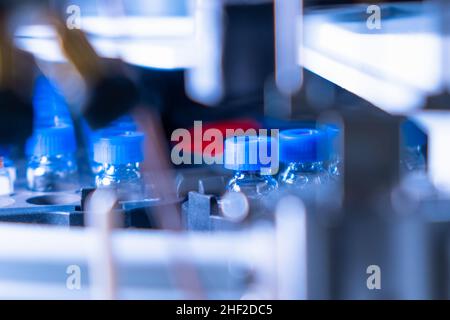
[276, 195, 307, 299]
[274, 0, 303, 96]
[86, 189, 118, 300]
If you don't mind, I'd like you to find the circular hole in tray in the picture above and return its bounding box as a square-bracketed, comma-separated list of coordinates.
[26, 194, 80, 206]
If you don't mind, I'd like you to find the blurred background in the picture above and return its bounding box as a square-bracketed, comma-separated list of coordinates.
[1, 0, 450, 300]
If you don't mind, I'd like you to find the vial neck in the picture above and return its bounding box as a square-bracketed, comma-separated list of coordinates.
[101, 162, 140, 174]
[234, 170, 264, 178]
[30, 154, 75, 164]
[286, 161, 325, 173]
[31, 153, 72, 159]
[97, 162, 142, 190]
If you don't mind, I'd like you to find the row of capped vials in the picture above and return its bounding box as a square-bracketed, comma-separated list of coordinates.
[222, 127, 339, 201]
[0, 76, 427, 201]
[222, 121, 427, 201]
[0, 76, 144, 197]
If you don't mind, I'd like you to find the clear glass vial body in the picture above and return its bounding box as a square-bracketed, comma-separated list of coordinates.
[95, 162, 141, 187]
[26, 154, 78, 192]
[327, 157, 341, 179]
[2, 156, 16, 184]
[227, 170, 278, 199]
[401, 145, 426, 173]
[279, 161, 330, 189]
[95, 162, 143, 200]
[0, 167, 13, 196]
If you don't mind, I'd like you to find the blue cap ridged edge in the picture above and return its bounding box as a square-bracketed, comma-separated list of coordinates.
[26, 125, 77, 157]
[93, 132, 145, 165]
[279, 128, 328, 163]
[224, 135, 276, 171]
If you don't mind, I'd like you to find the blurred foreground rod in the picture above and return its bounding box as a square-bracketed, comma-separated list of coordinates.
[0, 201, 306, 299]
[0, 2, 35, 145]
[46, 3, 208, 299]
[132, 106, 206, 299]
[274, 0, 303, 96]
[45, 6, 139, 129]
[49, 11, 104, 87]
[85, 188, 118, 300]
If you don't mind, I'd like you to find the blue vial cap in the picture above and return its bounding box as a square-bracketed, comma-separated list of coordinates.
[109, 114, 138, 132]
[33, 76, 73, 127]
[224, 135, 277, 171]
[89, 114, 138, 144]
[279, 129, 327, 163]
[92, 120, 138, 142]
[0, 145, 10, 157]
[26, 125, 77, 157]
[401, 120, 427, 148]
[94, 132, 145, 165]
